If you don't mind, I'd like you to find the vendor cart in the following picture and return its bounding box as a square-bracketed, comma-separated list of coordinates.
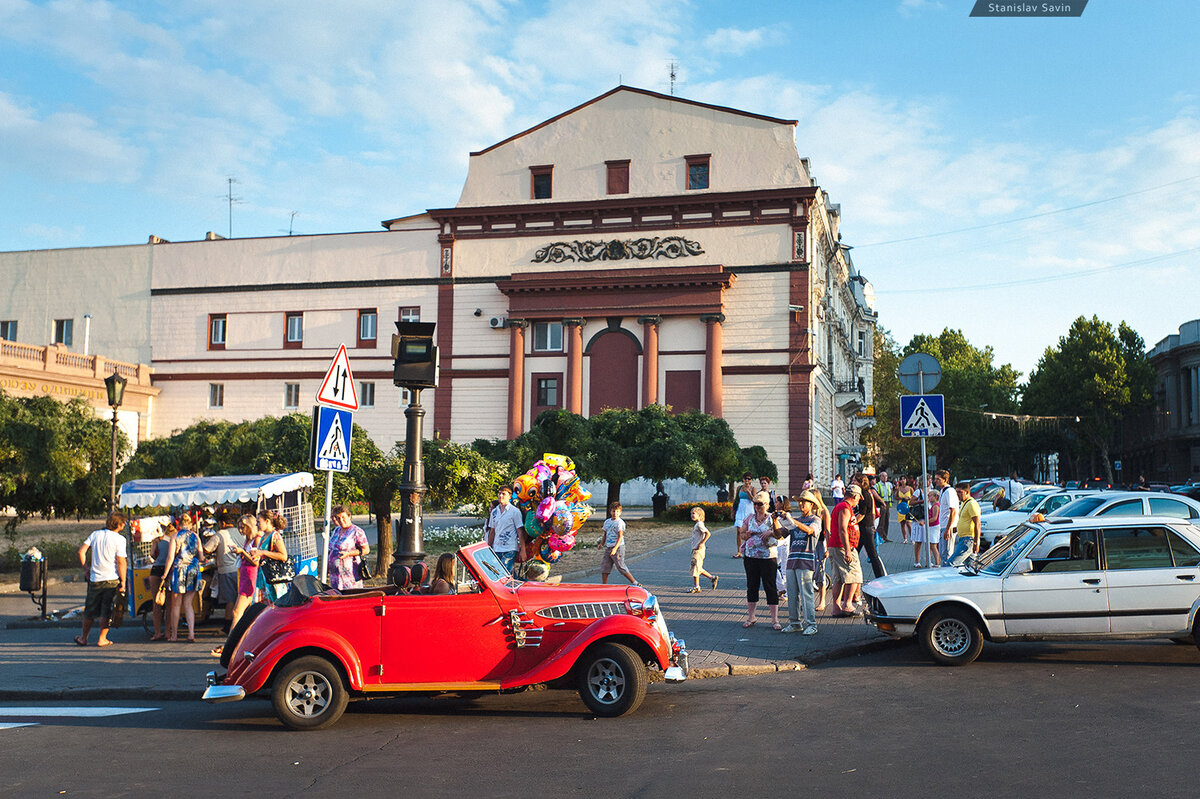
[118, 473, 318, 630]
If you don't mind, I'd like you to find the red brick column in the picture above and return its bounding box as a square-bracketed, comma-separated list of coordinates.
[507, 319, 528, 438]
[639, 315, 660, 406]
[564, 319, 584, 415]
[700, 313, 724, 416]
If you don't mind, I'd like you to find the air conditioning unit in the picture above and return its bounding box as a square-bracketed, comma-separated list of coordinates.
[489, 316, 507, 329]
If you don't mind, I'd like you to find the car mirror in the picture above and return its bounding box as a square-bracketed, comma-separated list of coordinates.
[1011, 559, 1034, 575]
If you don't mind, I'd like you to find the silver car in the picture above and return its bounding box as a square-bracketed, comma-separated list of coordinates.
[863, 516, 1200, 665]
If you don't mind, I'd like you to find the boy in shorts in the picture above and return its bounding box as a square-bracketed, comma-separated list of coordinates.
[600, 502, 639, 586]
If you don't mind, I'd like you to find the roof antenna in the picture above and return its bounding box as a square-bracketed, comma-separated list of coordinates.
[225, 176, 241, 238]
[669, 61, 677, 95]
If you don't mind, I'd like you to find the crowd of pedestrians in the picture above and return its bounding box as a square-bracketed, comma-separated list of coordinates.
[704, 469, 982, 637]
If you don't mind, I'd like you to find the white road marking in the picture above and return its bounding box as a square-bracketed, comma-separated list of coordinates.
[0, 723, 36, 729]
[0, 707, 159, 717]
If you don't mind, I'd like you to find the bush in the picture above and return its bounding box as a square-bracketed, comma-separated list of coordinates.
[660, 501, 733, 523]
[0, 540, 81, 572]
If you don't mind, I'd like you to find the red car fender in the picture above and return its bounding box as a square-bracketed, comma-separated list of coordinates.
[501, 613, 669, 688]
[227, 625, 368, 695]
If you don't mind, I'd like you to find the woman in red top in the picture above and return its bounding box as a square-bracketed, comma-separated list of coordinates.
[829, 485, 864, 616]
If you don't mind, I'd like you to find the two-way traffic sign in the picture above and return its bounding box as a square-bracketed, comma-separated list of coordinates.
[900, 394, 946, 438]
[316, 344, 358, 410]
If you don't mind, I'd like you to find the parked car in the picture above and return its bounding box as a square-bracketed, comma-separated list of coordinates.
[1047, 491, 1200, 521]
[203, 542, 688, 729]
[863, 516, 1200, 665]
[979, 489, 1099, 548]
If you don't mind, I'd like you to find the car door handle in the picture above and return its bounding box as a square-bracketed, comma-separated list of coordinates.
[1176, 574, 1196, 581]
[1082, 578, 1102, 585]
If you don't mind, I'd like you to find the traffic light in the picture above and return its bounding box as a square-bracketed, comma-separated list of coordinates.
[392, 321, 439, 389]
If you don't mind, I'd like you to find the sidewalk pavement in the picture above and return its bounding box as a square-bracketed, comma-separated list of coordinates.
[0, 514, 922, 700]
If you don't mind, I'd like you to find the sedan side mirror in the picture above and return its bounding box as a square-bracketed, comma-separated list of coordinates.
[1010, 559, 1034, 575]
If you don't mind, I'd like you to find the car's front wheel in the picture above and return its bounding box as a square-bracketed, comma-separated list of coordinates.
[919, 607, 984, 666]
[271, 656, 349, 731]
[576, 642, 647, 717]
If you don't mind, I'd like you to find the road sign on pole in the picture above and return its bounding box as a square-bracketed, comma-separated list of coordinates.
[309, 406, 353, 473]
[316, 344, 358, 410]
[900, 394, 945, 438]
[898, 352, 942, 394]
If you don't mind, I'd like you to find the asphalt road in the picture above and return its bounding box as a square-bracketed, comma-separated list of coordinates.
[3, 638, 1198, 798]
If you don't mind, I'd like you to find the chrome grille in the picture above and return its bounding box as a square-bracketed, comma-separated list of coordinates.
[538, 602, 625, 620]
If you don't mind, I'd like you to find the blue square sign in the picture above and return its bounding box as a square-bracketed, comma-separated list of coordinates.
[310, 406, 353, 472]
[900, 394, 945, 438]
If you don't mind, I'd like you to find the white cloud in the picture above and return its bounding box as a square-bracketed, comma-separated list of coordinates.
[702, 27, 779, 56]
[0, 92, 141, 182]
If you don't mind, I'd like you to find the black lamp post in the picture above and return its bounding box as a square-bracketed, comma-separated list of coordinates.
[104, 372, 127, 514]
[389, 322, 438, 582]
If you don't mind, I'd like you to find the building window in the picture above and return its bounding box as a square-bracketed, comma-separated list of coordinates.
[530, 165, 553, 199]
[53, 318, 73, 347]
[209, 383, 224, 409]
[0, 320, 16, 341]
[284, 312, 303, 348]
[360, 381, 375, 408]
[209, 314, 226, 351]
[358, 309, 378, 348]
[532, 321, 563, 352]
[685, 154, 710, 190]
[606, 159, 630, 195]
[531, 372, 562, 422]
[399, 306, 421, 323]
[284, 383, 300, 409]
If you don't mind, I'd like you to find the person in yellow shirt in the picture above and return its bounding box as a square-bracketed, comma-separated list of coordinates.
[948, 482, 982, 566]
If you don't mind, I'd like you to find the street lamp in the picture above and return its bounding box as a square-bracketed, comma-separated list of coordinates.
[104, 372, 127, 514]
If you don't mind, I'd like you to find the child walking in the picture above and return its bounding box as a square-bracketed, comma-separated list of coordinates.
[687, 507, 719, 593]
[600, 502, 639, 585]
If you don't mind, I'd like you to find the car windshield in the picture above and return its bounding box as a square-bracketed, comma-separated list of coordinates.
[1048, 496, 1106, 517]
[976, 524, 1039, 574]
[1009, 492, 1051, 513]
[474, 546, 519, 586]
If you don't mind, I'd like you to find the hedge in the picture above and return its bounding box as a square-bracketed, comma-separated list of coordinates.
[660, 501, 733, 522]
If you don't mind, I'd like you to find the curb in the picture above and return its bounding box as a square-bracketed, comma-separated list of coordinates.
[0, 573, 83, 596]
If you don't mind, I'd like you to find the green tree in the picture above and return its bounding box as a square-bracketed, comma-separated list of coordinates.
[350, 434, 402, 576]
[1024, 316, 1155, 484]
[862, 327, 922, 473]
[889, 329, 1022, 477]
[0, 392, 127, 536]
[420, 438, 513, 512]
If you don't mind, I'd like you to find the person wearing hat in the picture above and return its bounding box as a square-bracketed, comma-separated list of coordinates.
[737, 490, 782, 629]
[828, 484, 864, 616]
[777, 491, 823, 635]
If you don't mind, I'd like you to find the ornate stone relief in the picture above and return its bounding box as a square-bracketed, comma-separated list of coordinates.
[532, 236, 704, 264]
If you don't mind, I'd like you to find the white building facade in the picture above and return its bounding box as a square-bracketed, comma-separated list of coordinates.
[0, 86, 876, 491]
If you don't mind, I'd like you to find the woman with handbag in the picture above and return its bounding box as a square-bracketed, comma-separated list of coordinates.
[255, 510, 292, 602]
[147, 520, 174, 640]
[162, 515, 202, 642]
[328, 505, 370, 590]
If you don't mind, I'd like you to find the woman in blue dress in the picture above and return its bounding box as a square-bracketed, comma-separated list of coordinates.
[163, 515, 202, 642]
[731, 472, 756, 558]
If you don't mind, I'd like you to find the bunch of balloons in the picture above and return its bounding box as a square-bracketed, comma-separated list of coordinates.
[512, 453, 593, 566]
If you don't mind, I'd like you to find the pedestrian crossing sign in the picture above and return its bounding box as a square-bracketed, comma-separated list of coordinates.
[900, 394, 945, 438]
[309, 405, 353, 472]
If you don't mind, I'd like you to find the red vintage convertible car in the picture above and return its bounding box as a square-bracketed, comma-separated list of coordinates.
[203, 542, 688, 729]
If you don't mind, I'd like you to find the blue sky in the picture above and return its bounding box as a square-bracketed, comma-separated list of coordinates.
[2, 0, 1198, 376]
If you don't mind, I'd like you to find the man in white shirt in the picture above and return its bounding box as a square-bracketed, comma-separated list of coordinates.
[1006, 471, 1026, 503]
[933, 470, 960, 566]
[75, 512, 129, 647]
[487, 486, 526, 573]
[831, 474, 845, 501]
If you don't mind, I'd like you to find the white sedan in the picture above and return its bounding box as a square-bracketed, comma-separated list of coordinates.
[979, 488, 1098, 547]
[863, 516, 1200, 665]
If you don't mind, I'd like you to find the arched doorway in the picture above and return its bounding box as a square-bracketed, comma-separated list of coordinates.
[587, 329, 640, 413]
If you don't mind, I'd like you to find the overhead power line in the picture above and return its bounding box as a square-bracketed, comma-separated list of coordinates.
[856, 174, 1200, 248]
